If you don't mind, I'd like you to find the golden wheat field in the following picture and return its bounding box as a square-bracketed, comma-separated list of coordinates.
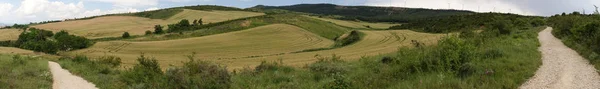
[32, 9, 265, 39]
[66, 24, 334, 68]
[67, 23, 445, 70]
[0, 29, 22, 41]
[306, 16, 400, 29]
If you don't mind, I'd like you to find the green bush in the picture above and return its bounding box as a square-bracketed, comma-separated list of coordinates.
[122, 32, 131, 38]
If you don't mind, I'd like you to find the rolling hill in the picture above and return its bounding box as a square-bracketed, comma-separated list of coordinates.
[250, 4, 475, 22]
[32, 9, 265, 39]
[0, 28, 22, 41]
[66, 24, 336, 68]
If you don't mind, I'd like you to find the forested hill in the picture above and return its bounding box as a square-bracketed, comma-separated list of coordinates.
[250, 4, 475, 22]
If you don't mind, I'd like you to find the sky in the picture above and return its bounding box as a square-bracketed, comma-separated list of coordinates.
[0, 0, 598, 24]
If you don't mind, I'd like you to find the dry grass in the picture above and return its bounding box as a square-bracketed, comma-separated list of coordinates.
[66, 24, 334, 68]
[306, 16, 400, 29]
[32, 9, 265, 39]
[166, 9, 265, 24]
[0, 47, 50, 56]
[67, 23, 445, 70]
[216, 30, 446, 70]
[0, 29, 22, 41]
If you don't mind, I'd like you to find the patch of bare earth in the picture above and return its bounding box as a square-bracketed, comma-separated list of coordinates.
[49, 61, 98, 89]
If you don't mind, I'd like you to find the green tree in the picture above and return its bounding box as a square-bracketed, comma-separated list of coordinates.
[154, 25, 164, 34]
[145, 30, 152, 35]
[197, 18, 203, 25]
[122, 32, 131, 38]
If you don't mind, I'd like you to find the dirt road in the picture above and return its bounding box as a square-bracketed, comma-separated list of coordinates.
[520, 27, 600, 89]
[48, 61, 98, 89]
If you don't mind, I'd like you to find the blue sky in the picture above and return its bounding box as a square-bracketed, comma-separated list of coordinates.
[0, 0, 599, 24]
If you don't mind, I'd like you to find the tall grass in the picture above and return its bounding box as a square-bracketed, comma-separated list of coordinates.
[56, 26, 543, 89]
[0, 54, 52, 89]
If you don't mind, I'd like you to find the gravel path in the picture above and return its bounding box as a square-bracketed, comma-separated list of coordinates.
[520, 27, 600, 89]
[48, 61, 98, 89]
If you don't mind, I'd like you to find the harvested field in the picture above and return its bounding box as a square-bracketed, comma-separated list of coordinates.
[0, 29, 23, 41]
[216, 30, 446, 70]
[32, 9, 265, 39]
[306, 16, 400, 29]
[66, 24, 334, 68]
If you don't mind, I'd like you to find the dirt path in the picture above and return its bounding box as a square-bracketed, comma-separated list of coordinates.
[48, 61, 98, 89]
[520, 27, 600, 89]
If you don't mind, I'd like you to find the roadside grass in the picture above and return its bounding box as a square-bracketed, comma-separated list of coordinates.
[231, 27, 543, 89]
[55, 27, 542, 89]
[0, 54, 52, 89]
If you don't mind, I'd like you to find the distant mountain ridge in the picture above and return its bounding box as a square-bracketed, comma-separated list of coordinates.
[250, 4, 476, 22]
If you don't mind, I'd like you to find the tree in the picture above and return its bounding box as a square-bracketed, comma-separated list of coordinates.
[122, 32, 131, 38]
[154, 25, 164, 34]
[193, 20, 198, 25]
[178, 19, 190, 27]
[145, 30, 152, 35]
[197, 18, 203, 25]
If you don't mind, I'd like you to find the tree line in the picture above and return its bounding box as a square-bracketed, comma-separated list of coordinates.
[0, 28, 93, 54]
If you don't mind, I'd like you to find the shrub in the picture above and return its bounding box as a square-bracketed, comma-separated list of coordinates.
[97, 56, 122, 67]
[122, 32, 131, 38]
[120, 54, 165, 88]
[154, 25, 164, 34]
[166, 59, 231, 89]
[145, 30, 152, 35]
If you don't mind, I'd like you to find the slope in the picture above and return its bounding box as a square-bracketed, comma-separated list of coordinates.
[32, 9, 265, 39]
[0, 28, 22, 41]
[305, 16, 400, 29]
[66, 24, 334, 67]
[251, 4, 475, 22]
[216, 30, 446, 69]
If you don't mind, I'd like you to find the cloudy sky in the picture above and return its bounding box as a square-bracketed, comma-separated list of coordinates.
[0, 0, 598, 24]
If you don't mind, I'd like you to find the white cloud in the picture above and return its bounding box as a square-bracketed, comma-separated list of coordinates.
[85, 0, 158, 7]
[1, 0, 143, 24]
[167, 0, 192, 2]
[145, 7, 159, 11]
[0, 3, 13, 16]
[365, 0, 535, 15]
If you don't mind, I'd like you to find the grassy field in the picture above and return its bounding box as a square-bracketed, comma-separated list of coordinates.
[306, 16, 400, 29]
[32, 9, 265, 39]
[66, 24, 335, 68]
[67, 23, 445, 70]
[0, 54, 52, 89]
[0, 29, 22, 41]
[217, 30, 445, 69]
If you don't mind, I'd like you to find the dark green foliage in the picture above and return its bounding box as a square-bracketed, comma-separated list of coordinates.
[394, 13, 543, 33]
[97, 56, 122, 67]
[154, 25, 164, 34]
[20, 40, 58, 54]
[120, 55, 164, 88]
[145, 30, 152, 35]
[129, 9, 184, 19]
[122, 32, 131, 38]
[2, 28, 93, 54]
[167, 19, 191, 33]
[165, 55, 231, 89]
[334, 30, 362, 47]
[8, 24, 29, 30]
[54, 31, 93, 51]
[251, 4, 474, 22]
[548, 13, 600, 70]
